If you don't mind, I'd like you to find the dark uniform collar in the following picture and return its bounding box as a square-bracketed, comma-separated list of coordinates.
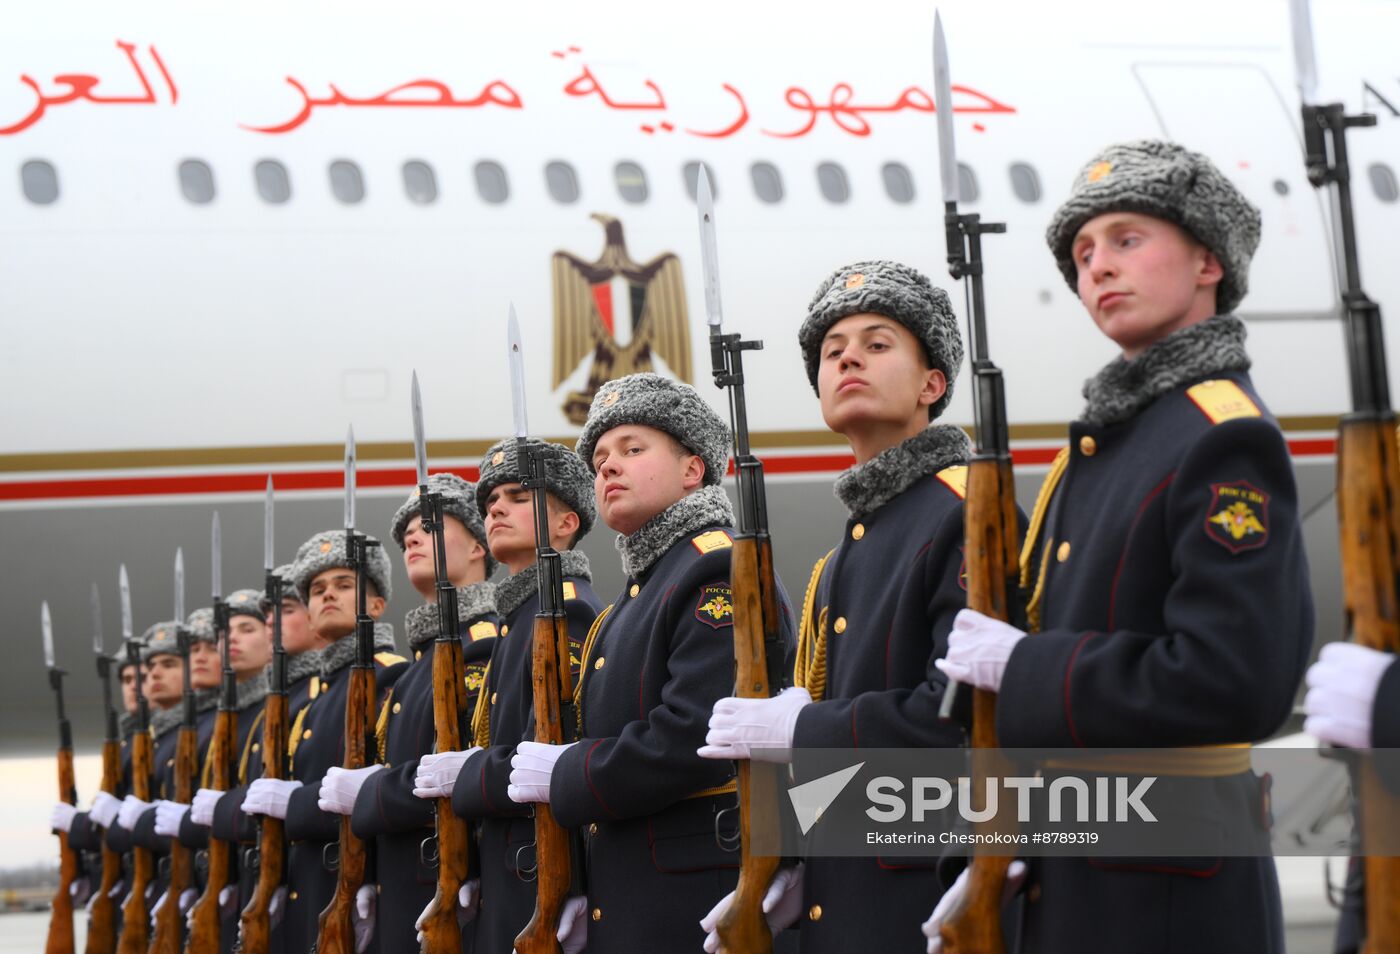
[834, 424, 971, 519]
[617, 485, 736, 578]
[284, 648, 322, 685]
[1080, 315, 1250, 428]
[319, 621, 398, 679]
[147, 686, 218, 736]
[496, 550, 593, 618]
[235, 670, 270, 711]
[403, 580, 499, 650]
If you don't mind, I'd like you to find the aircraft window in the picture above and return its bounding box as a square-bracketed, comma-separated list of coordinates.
[1370, 163, 1399, 203]
[882, 162, 916, 204]
[20, 160, 59, 205]
[751, 162, 783, 203]
[475, 161, 510, 204]
[1009, 162, 1042, 203]
[545, 161, 580, 204]
[402, 161, 437, 204]
[683, 161, 717, 201]
[614, 161, 648, 203]
[329, 160, 365, 204]
[255, 160, 291, 204]
[958, 162, 979, 203]
[817, 163, 851, 203]
[178, 160, 216, 204]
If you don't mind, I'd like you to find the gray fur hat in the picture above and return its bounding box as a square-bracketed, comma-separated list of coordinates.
[1045, 139, 1261, 314]
[185, 608, 217, 645]
[476, 438, 597, 540]
[140, 621, 181, 662]
[389, 473, 497, 576]
[291, 529, 393, 604]
[225, 588, 265, 622]
[799, 261, 963, 419]
[259, 564, 300, 613]
[575, 373, 731, 487]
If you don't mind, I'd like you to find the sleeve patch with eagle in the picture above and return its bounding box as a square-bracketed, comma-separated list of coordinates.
[694, 585, 735, 629]
[1204, 480, 1270, 554]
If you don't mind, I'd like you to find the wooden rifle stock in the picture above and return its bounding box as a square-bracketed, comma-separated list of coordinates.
[418, 635, 470, 954]
[86, 738, 124, 954]
[237, 689, 287, 954]
[47, 745, 78, 954]
[119, 730, 155, 954]
[150, 722, 198, 954]
[315, 665, 374, 954]
[515, 613, 577, 954]
[185, 706, 237, 953]
[715, 535, 783, 954]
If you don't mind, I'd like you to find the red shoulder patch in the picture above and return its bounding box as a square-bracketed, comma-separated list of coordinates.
[694, 584, 734, 629]
[1204, 481, 1270, 554]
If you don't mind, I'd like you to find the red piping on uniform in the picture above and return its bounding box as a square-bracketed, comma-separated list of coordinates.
[582, 739, 618, 819]
[1106, 472, 1176, 631]
[1063, 632, 1100, 748]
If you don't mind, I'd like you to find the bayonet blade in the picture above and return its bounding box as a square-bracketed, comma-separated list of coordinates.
[933, 12, 960, 204]
[211, 511, 222, 600]
[264, 476, 275, 572]
[1288, 0, 1319, 105]
[174, 547, 186, 623]
[696, 166, 723, 329]
[90, 583, 103, 655]
[411, 371, 430, 487]
[42, 601, 55, 669]
[119, 565, 133, 641]
[508, 305, 529, 439]
[344, 425, 357, 531]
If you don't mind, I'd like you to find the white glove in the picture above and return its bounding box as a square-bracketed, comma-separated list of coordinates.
[268, 885, 287, 930]
[934, 609, 1027, 693]
[91, 791, 122, 828]
[319, 765, 384, 816]
[150, 887, 197, 927]
[69, 877, 92, 907]
[191, 788, 224, 827]
[508, 741, 578, 804]
[219, 885, 238, 918]
[698, 687, 813, 764]
[151, 889, 169, 926]
[1304, 643, 1396, 749]
[153, 800, 190, 837]
[86, 880, 105, 913]
[243, 779, 302, 820]
[413, 748, 481, 800]
[118, 795, 152, 830]
[353, 884, 376, 954]
[413, 879, 481, 944]
[922, 860, 1027, 954]
[700, 863, 804, 952]
[557, 895, 588, 954]
[107, 880, 125, 900]
[50, 802, 78, 833]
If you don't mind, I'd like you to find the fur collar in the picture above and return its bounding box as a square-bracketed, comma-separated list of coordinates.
[833, 425, 971, 518]
[319, 622, 398, 679]
[403, 581, 499, 649]
[236, 671, 270, 711]
[1081, 315, 1250, 427]
[285, 649, 322, 685]
[148, 687, 217, 737]
[617, 485, 735, 578]
[496, 550, 593, 617]
[119, 712, 137, 738]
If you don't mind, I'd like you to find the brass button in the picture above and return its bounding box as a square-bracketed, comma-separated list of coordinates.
[491, 692, 498, 705]
[384, 762, 391, 769]
[252, 743, 260, 753]
[588, 823, 598, 835]
[629, 584, 640, 598]
[1056, 542, 1071, 563]
[290, 891, 298, 901]
[594, 657, 606, 670]
[833, 617, 847, 634]
[808, 905, 823, 922]
[501, 625, 509, 636]
[851, 523, 865, 541]
[1028, 884, 1041, 903]
[415, 651, 423, 661]
[302, 730, 312, 740]
[591, 908, 602, 922]
[167, 758, 174, 767]
[1079, 435, 1097, 457]
[392, 702, 402, 714]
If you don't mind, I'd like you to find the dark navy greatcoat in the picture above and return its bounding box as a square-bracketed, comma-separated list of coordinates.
[549, 524, 796, 954]
[131, 703, 217, 902]
[452, 575, 601, 954]
[1000, 372, 1311, 953]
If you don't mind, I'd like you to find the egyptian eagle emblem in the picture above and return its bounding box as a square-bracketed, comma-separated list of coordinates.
[551, 214, 693, 424]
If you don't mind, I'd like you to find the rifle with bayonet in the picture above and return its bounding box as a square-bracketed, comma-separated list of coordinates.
[238, 479, 288, 954]
[695, 167, 789, 954]
[152, 549, 197, 954]
[44, 601, 79, 954]
[188, 514, 238, 953]
[409, 373, 473, 954]
[315, 427, 377, 954]
[507, 309, 584, 954]
[1290, 1, 1400, 947]
[930, 13, 1019, 954]
[118, 565, 155, 954]
[89, 584, 123, 954]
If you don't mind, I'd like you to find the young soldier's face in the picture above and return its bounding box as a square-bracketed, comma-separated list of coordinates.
[267, 598, 316, 655]
[189, 639, 221, 689]
[401, 514, 484, 596]
[817, 313, 944, 435]
[308, 568, 384, 640]
[1071, 213, 1223, 358]
[143, 654, 182, 708]
[119, 665, 142, 714]
[485, 482, 537, 564]
[591, 425, 705, 537]
[228, 615, 272, 677]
